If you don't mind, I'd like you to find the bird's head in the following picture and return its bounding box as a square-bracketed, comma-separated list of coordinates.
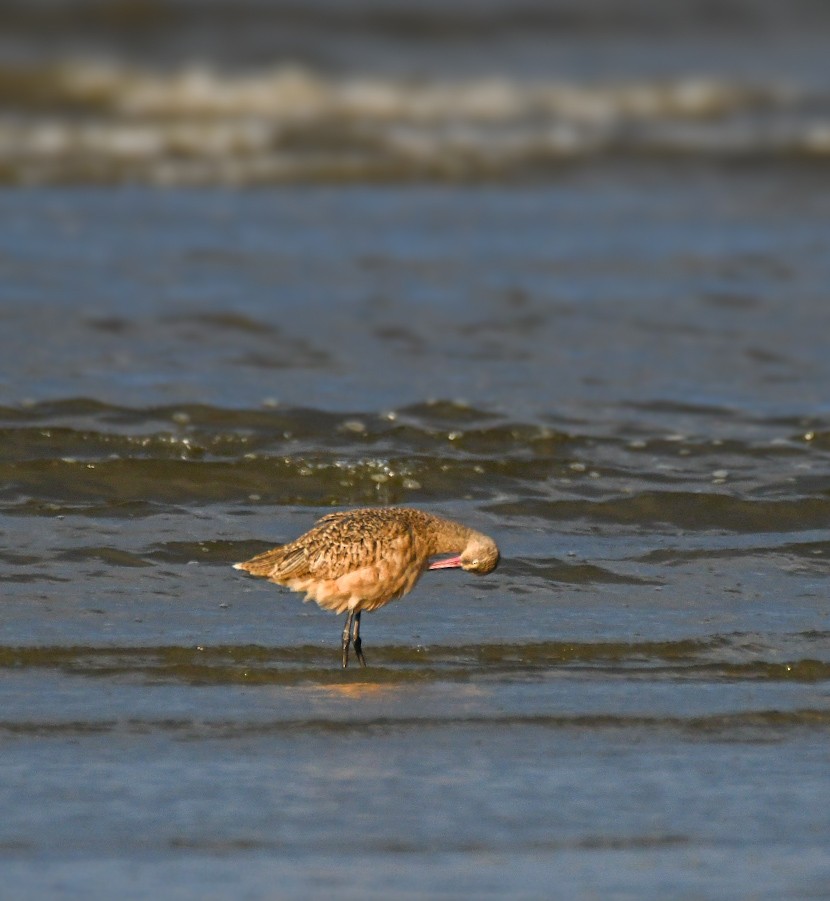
[429, 533, 500, 574]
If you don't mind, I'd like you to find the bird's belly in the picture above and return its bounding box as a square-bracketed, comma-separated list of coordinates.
[288, 561, 425, 615]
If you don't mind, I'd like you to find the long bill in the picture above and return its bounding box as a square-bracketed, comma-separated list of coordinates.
[428, 555, 463, 570]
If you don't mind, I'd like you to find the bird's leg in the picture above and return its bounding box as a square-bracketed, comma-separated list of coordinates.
[342, 610, 355, 669]
[352, 611, 367, 667]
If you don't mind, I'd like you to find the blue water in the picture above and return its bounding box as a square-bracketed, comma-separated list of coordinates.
[1, 173, 829, 899]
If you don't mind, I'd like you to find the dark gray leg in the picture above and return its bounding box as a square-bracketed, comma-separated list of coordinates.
[342, 610, 355, 669]
[352, 611, 367, 667]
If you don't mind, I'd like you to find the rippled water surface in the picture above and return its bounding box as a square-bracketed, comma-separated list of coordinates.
[2, 3, 830, 898]
[2, 177, 828, 900]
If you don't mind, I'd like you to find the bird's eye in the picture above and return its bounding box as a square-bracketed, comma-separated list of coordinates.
[471, 559, 479, 566]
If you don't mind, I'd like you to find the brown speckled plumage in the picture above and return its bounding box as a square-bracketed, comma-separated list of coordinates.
[233, 506, 499, 667]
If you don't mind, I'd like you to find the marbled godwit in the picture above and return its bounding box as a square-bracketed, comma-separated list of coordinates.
[233, 506, 499, 668]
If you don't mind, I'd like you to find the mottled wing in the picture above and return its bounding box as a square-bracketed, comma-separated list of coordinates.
[235, 508, 420, 585]
[300, 509, 416, 581]
[233, 543, 307, 579]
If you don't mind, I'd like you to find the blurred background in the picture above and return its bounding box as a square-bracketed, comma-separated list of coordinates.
[1, 2, 830, 900]
[1, 0, 830, 184]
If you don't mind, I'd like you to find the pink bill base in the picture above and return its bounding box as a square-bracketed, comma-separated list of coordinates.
[428, 555, 463, 570]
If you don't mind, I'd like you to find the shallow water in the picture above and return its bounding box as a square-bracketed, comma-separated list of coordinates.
[2, 2, 830, 898]
[2, 177, 829, 899]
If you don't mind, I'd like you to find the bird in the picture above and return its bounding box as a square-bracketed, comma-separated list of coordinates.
[233, 506, 500, 668]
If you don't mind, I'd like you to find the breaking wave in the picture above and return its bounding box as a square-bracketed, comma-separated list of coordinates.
[2, 62, 829, 184]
